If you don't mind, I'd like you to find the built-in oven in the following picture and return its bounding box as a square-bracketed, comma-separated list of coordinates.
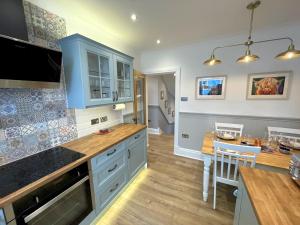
[3, 163, 93, 225]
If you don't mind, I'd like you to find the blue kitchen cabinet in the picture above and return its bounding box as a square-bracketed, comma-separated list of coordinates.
[127, 130, 147, 179]
[114, 55, 134, 103]
[90, 129, 147, 216]
[59, 34, 134, 108]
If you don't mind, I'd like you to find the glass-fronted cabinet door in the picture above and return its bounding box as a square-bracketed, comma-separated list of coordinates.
[84, 45, 114, 106]
[114, 55, 134, 103]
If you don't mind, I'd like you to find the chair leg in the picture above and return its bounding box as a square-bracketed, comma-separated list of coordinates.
[213, 181, 217, 209]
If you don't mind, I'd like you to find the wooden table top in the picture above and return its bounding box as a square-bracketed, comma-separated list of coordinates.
[0, 123, 146, 207]
[240, 167, 300, 225]
[201, 132, 293, 169]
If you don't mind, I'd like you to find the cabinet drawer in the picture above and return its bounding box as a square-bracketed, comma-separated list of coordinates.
[95, 169, 127, 212]
[127, 129, 146, 147]
[91, 141, 125, 170]
[92, 150, 126, 190]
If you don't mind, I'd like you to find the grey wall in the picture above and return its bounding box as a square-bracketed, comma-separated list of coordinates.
[148, 106, 174, 134]
[179, 112, 300, 150]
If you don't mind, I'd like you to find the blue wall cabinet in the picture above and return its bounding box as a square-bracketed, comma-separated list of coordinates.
[59, 34, 134, 108]
[114, 55, 134, 103]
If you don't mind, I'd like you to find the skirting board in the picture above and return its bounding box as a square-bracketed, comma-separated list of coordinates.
[174, 145, 203, 161]
[148, 127, 161, 135]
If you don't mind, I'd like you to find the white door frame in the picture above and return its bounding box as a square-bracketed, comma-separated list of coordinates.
[142, 66, 181, 151]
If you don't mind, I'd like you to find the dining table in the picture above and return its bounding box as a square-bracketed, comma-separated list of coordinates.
[201, 132, 293, 202]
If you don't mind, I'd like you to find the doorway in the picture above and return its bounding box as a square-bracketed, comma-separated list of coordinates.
[146, 73, 175, 135]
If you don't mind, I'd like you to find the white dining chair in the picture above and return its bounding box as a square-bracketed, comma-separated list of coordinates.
[215, 122, 244, 137]
[213, 141, 261, 209]
[267, 127, 300, 143]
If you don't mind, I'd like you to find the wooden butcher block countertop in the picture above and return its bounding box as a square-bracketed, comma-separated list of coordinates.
[0, 123, 146, 207]
[240, 167, 300, 225]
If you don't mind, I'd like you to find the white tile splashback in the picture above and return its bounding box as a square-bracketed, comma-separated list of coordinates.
[75, 105, 123, 137]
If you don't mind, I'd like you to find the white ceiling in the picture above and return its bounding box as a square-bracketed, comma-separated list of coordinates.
[69, 0, 300, 51]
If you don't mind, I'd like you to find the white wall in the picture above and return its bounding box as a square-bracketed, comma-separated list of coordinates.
[75, 106, 122, 137]
[146, 77, 159, 106]
[141, 24, 300, 119]
[27, 0, 141, 69]
[27, 0, 140, 136]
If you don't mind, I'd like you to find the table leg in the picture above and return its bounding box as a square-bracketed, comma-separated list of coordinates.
[203, 155, 212, 202]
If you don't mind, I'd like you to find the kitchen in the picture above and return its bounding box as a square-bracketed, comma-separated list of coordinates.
[0, 0, 299, 225]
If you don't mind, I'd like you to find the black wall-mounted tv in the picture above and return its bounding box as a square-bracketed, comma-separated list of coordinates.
[0, 35, 62, 89]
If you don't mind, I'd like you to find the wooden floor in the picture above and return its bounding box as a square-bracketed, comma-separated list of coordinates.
[95, 134, 235, 225]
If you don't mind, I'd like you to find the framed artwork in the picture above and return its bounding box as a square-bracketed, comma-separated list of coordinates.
[195, 76, 227, 100]
[247, 71, 291, 100]
[164, 100, 168, 108]
[160, 91, 164, 100]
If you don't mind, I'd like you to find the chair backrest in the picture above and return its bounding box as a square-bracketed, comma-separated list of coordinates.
[268, 127, 300, 143]
[213, 141, 261, 186]
[215, 122, 244, 137]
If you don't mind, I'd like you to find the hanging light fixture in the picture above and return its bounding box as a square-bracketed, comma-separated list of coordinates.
[275, 43, 300, 60]
[203, 54, 222, 66]
[203, 0, 300, 66]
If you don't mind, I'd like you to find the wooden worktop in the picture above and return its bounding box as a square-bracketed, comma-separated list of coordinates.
[201, 132, 292, 169]
[240, 167, 300, 225]
[0, 123, 146, 207]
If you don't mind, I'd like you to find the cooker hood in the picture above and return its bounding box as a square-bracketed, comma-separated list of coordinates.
[0, 34, 62, 89]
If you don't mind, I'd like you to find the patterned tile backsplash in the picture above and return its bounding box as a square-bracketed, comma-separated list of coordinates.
[0, 1, 78, 165]
[0, 88, 77, 164]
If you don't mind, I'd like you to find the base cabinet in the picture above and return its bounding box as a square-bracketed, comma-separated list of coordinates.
[128, 137, 147, 179]
[234, 177, 259, 225]
[89, 129, 147, 219]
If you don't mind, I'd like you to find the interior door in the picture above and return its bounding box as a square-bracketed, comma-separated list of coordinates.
[133, 71, 146, 124]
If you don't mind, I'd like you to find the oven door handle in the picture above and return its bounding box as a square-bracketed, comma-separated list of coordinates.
[24, 176, 89, 223]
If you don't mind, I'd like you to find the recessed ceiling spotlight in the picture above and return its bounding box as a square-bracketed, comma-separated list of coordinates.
[156, 39, 161, 44]
[131, 14, 137, 21]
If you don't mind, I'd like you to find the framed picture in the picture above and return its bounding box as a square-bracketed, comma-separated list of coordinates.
[247, 71, 291, 100]
[160, 91, 164, 100]
[195, 76, 227, 100]
[164, 100, 168, 108]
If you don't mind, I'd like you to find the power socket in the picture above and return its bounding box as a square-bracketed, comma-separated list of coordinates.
[182, 133, 189, 139]
[100, 116, 108, 122]
[91, 118, 99, 125]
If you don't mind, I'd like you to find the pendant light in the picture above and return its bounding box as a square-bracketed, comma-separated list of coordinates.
[275, 43, 300, 60]
[203, 0, 300, 66]
[203, 54, 222, 66]
[236, 49, 259, 63]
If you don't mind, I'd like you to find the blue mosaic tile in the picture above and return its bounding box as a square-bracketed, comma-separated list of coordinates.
[23, 134, 39, 147]
[20, 124, 36, 136]
[37, 130, 49, 142]
[30, 90, 44, 101]
[0, 116, 20, 129]
[7, 137, 24, 150]
[35, 122, 48, 130]
[32, 102, 44, 112]
[0, 104, 17, 116]
[5, 127, 21, 139]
